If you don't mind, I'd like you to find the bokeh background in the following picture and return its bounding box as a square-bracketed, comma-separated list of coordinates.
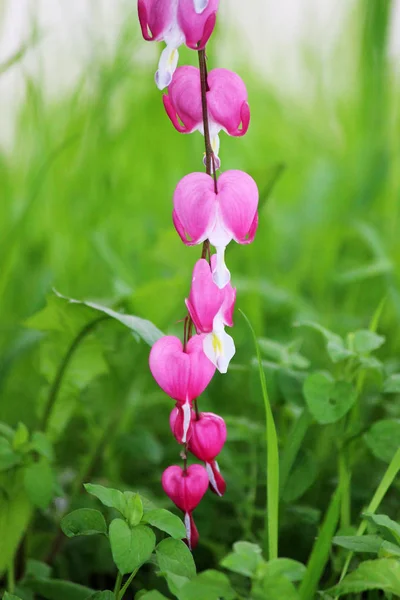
[1, 0, 400, 595]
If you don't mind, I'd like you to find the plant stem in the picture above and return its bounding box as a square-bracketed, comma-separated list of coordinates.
[338, 447, 400, 583]
[338, 449, 351, 529]
[40, 315, 109, 430]
[240, 310, 279, 560]
[118, 568, 138, 599]
[114, 572, 123, 599]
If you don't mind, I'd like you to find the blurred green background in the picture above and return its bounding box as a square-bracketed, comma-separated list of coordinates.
[0, 0, 399, 595]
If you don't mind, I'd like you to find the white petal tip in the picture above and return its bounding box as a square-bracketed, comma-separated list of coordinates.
[193, 0, 209, 13]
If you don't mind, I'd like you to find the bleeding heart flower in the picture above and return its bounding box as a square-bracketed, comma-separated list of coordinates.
[138, 0, 219, 90]
[170, 410, 227, 496]
[186, 257, 236, 372]
[162, 464, 209, 549]
[173, 170, 259, 288]
[163, 66, 250, 166]
[149, 334, 215, 442]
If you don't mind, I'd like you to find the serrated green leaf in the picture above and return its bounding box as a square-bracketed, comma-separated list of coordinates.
[142, 509, 186, 539]
[363, 513, 400, 545]
[332, 534, 383, 553]
[364, 420, 400, 463]
[179, 570, 236, 600]
[124, 492, 143, 527]
[109, 519, 155, 575]
[156, 538, 196, 579]
[221, 541, 263, 577]
[23, 460, 54, 509]
[3, 593, 23, 600]
[352, 329, 385, 354]
[384, 374, 400, 393]
[303, 374, 356, 424]
[61, 508, 107, 538]
[379, 541, 400, 559]
[84, 483, 127, 516]
[326, 558, 400, 596]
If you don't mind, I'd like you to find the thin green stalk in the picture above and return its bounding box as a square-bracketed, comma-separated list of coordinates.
[118, 568, 138, 599]
[240, 310, 279, 560]
[299, 485, 342, 600]
[339, 447, 400, 583]
[338, 449, 351, 529]
[114, 572, 123, 599]
[40, 315, 109, 430]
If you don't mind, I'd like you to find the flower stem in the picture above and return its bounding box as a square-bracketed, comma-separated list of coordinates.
[114, 572, 123, 599]
[338, 446, 400, 583]
[118, 569, 138, 599]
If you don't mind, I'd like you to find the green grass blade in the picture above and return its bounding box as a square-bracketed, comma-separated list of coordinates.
[299, 485, 341, 600]
[240, 309, 279, 561]
[279, 409, 312, 496]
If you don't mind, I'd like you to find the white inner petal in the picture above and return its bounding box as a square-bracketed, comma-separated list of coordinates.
[155, 43, 180, 90]
[193, 0, 209, 14]
[181, 398, 192, 443]
[210, 245, 231, 289]
[203, 320, 235, 374]
[184, 512, 192, 549]
[206, 461, 223, 497]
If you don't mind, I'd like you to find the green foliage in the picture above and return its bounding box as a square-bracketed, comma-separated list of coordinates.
[326, 559, 400, 597]
[109, 520, 156, 575]
[362, 513, 400, 545]
[332, 534, 384, 553]
[142, 509, 186, 539]
[303, 374, 356, 425]
[364, 419, 400, 463]
[61, 508, 107, 537]
[156, 539, 196, 579]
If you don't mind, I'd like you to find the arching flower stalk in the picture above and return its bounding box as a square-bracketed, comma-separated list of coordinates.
[138, 0, 259, 549]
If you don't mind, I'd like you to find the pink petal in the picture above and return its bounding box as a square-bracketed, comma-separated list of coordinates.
[149, 336, 189, 402]
[184, 512, 199, 550]
[164, 66, 203, 134]
[188, 412, 227, 462]
[185, 258, 225, 333]
[137, 0, 173, 41]
[207, 69, 250, 136]
[186, 334, 216, 399]
[162, 464, 209, 513]
[173, 172, 216, 245]
[210, 255, 236, 326]
[217, 170, 259, 243]
[206, 460, 226, 496]
[177, 0, 219, 49]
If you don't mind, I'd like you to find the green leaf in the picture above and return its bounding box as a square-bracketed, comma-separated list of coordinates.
[53, 291, 164, 347]
[136, 593, 169, 600]
[23, 460, 54, 509]
[13, 422, 29, 449]
[124, 492, 143, 527]
[379, 541, 400, 559]
[364, 420, 400, 463]
[84, 483, 127, 516]
[156, 538, 196, 579]
[25, 559, 52, 579]
[0, 437, 21, 471]
[84, 592, 114, 600]
[220, 541, 263, 577]
[179, 570, 236, 600]
[303, 374, 356, 424]
[263, 558, 306, 582]
[283, 450, 318, 503]
[253, 572, 300, 600]
[326, 558, 400, 596]
[3, 593, 23, 600]
[24, 578, 94, 600]
[142, 509, 186, 539]
[30, 432, 54, 460]
[384, 374, 400, 393]
[164, 572, 191, 597]
[352, 329, 385, 354]
[332, 534, 383, 553]
[363, 513, 400, 545]
[109, 519, 155, 575]
[61, 508, 107, 538]
[295, 321, 353, 363]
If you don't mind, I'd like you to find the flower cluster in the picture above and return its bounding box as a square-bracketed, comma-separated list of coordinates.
[138, 0, 259, 549]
